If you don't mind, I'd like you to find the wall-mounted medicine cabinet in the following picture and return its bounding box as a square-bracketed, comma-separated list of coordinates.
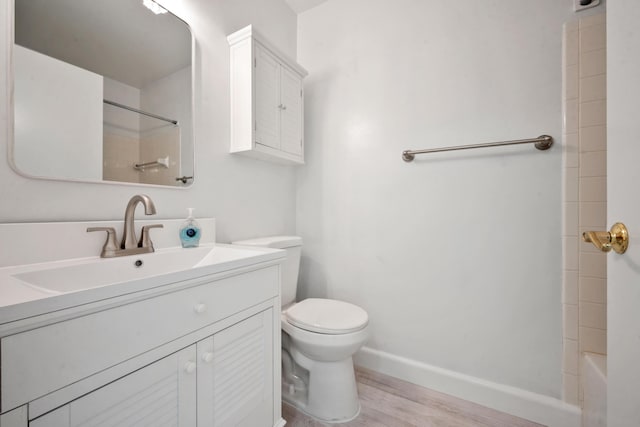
[228, 26, 308, 165]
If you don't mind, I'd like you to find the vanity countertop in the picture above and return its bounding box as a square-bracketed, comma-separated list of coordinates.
[0, 243, 285, 327]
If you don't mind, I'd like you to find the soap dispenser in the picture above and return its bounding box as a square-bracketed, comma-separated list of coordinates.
[179, 208, 201, 248]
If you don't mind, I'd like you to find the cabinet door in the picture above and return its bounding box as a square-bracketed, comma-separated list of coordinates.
[30, 346, 197, 427]
[254, 45, 280, 150]
[197, 309, 274, 427]
[279, 66, 303, 156]
[0, 406, 27, 427]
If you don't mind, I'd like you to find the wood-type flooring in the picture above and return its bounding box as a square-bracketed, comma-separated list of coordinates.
[282, 367, 546, 427]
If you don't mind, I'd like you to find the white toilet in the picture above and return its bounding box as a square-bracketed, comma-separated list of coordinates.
[232, 236, 369, 423]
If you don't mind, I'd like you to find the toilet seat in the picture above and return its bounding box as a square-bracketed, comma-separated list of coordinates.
[285, 298, 368, 335]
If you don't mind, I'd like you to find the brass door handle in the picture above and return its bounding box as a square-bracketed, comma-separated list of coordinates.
[582, 222, 629, 254]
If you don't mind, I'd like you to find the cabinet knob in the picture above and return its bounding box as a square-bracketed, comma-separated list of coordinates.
[194, 303, 207, 314]
[202, 352, 214, 364]
[184, 361, 196, 374]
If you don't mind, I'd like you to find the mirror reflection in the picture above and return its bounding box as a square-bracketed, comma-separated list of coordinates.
[12, 0, 194, 187]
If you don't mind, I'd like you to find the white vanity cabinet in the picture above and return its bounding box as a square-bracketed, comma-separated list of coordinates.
[0, 261, 284, 427]
[197, 309, 274, 426]
[29, 310, 274, 427]
[228, 25, 308, 165]
[30, 345, 198, 427]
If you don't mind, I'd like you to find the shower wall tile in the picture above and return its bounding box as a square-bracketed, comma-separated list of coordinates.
[563, 339, 579, 375]
[579, 23, 606, 52]
[579, 177, 606, 202]
[563, 14, 607, 404]
[563, 237, 579, 271]
[580, 252, 607, 279]
[580, 302, 607, 330]
[580, 100, 607, 127]
[563, 270, 579, 305]
[563, 373, 579, 405]
[564, 304, 579, 341]
[563, 201, 579, 236]
[580, 277, 606, 304]
[565, 100, 579, 133]
[103, 132, 140, 183]
[565, 65, 580, 100]
[580, 49, 606, 77]
[565, 28, 579, 66]
[580, 126, 606, 152]
[580, 74, 606, 102]
[563, 167, 579, 202]
[579, 202, 606, 228]
[565, 132, 579, 167]
[579, 151, 606, 177]
[579, 12, 606, 29]
[580, 327, 606, 355]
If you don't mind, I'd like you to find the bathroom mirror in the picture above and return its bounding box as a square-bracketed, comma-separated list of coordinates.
[11, 0, 194, 187]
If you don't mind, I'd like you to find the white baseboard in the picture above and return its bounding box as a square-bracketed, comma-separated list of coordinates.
[354, 346, 581, 427]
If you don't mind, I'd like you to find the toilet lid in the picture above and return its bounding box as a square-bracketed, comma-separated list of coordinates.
[285, 298, 369, 335]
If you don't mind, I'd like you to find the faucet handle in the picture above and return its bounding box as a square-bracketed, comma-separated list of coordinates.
[87, 227, 119, 258]
[139, 224, 164, 251]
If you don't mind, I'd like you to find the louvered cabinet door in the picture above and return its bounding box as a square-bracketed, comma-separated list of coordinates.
[29, 346, 197, 427]
[197, 309, 274, 427]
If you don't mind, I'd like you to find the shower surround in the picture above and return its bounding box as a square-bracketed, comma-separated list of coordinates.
[561, 12, 607, 406]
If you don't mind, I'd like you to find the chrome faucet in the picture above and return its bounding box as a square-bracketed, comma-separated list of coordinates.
[87, 194, 163, 258]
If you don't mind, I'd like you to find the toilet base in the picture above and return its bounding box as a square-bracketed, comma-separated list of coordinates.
[282, 399, 361, 424]
[283, 347, 361, 423]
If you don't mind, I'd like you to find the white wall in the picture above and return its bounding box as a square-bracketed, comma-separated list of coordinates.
[13, 45, 103, 181]
[103, 78, 141, 183]
[104, 77, 141, 136]
[296, 0, 584, 399]
[0, 0, 298, 243]
[141, 66, 192, 179]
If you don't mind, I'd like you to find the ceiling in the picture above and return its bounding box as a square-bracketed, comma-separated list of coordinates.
[14, 0, 191, 88]
[285, 0, 328, 14]
[13, 0, 326, 88]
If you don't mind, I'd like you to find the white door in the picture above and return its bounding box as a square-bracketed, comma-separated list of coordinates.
[607, 2, 640, 426]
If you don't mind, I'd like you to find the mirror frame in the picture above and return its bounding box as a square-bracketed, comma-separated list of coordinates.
[7, 0, 197, 189]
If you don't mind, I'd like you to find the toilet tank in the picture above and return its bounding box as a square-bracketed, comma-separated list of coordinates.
[231, 236, 302, 308]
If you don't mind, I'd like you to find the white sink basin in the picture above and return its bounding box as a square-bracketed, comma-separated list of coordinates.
[12, 245, 275, 295]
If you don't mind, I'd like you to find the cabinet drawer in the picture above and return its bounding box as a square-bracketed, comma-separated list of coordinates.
[1, 265, 278, 411]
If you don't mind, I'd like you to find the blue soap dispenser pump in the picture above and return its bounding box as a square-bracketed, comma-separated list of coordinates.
[179, 208, 201, 248]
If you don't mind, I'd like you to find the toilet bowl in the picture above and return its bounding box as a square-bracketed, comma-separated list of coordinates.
[232, 236, 369, 423]
[282, 298, 369, 422]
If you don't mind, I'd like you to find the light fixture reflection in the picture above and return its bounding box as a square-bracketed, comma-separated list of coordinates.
[142, 0, 168, 15]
